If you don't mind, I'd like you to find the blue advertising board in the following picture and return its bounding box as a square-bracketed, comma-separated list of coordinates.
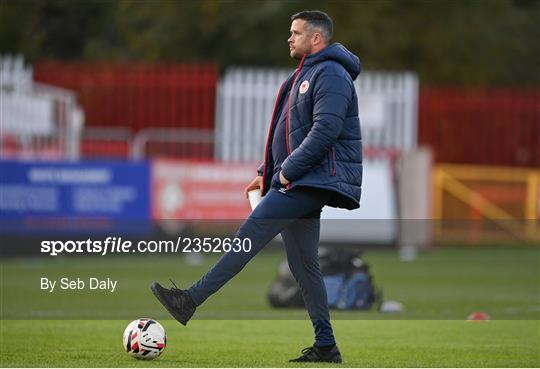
[0, 160, 150, 235]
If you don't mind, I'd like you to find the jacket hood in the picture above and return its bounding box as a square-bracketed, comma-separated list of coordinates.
[303, 43, 361, 80]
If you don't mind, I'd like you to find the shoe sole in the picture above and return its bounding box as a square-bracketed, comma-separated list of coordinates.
[150, 282, 189, 326]
[289, 354, 342, 363]
[289, 359, 342, 364]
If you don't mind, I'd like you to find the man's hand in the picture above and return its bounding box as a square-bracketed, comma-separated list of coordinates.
[279, 171, 290, 186]
[243, 176, 262, 198]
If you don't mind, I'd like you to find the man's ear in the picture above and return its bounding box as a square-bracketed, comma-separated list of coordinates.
[313, 32, 324, 46]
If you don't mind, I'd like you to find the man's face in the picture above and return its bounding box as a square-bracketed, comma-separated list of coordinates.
[288, 19, 314, 59]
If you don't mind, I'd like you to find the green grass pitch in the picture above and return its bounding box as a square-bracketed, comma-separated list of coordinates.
[2, 319, 538, 367]
[1, 245, 539, 367]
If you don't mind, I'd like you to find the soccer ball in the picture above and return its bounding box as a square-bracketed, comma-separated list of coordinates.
[123, 318, 166, 359]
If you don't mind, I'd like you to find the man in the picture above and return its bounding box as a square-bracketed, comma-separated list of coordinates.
[151, 10, 362, 363]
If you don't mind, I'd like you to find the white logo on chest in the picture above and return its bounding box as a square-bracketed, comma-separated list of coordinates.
[299, 80, 310, 94]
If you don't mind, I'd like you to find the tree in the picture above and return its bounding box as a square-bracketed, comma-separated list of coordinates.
[1, 0, 538, 85]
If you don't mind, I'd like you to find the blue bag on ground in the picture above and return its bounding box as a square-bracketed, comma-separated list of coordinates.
[268, 246, 382, 310]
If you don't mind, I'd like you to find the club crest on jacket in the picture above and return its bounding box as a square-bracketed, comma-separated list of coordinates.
[299, 80, 310, 94]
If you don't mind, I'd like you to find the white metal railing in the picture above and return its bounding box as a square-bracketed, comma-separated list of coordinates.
[83, 127, 133, 142]
[215, 67, 292, 163]
[1, 54, 84, 160]
[131, 128, 214, 160]
[215, 67, 418, 162]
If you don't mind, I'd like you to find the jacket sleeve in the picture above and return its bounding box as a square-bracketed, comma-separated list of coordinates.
[257, 163, 264, 176]
[280, 72, 352, 181]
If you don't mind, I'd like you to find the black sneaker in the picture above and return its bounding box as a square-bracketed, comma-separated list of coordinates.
[150, 281, 196, 326]
[289, 345, 342, 363]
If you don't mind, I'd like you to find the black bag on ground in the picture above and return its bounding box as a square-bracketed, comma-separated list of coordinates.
[268, 246, 382, 310]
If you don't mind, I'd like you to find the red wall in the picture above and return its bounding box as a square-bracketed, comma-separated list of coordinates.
[419, 87, 539, 168]
[34, 61, 218, 159]
[34, 61, 218, 131]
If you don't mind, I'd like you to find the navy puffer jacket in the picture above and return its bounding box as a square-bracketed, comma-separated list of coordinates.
[259, 43, 362, 210]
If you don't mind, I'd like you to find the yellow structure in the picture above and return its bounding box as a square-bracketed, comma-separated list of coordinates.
[433, 164, 539, 244]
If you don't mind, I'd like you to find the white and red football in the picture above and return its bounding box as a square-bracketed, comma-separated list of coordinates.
[123, 318, 166, 359]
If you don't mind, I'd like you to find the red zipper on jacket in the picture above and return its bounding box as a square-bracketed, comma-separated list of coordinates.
[261, 80, 287, 195]
[285, 54, 306, 156]
[284, 54, 307, 189]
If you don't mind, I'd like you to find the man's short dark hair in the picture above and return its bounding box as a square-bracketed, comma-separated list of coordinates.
[291, 10, 333, 43]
